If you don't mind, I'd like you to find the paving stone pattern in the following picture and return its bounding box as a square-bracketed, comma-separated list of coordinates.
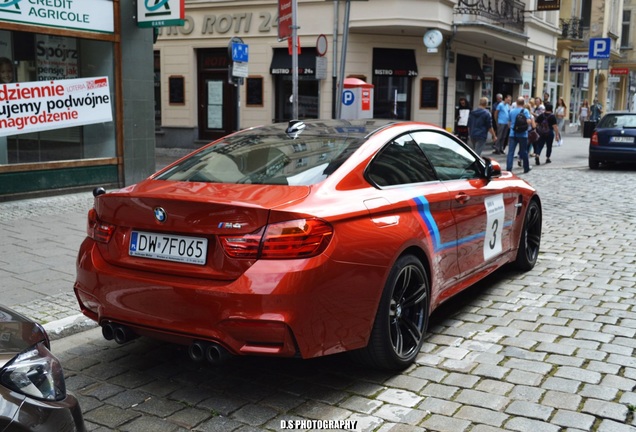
[3, 135, 636, 431]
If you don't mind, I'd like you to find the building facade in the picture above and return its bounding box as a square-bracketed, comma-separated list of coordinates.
[546, 0, 629, 129]
[0, 0, 155, 200]
[153, 0, 561, 149]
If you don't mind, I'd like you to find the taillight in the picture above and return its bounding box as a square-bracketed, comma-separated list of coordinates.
[87, 208, 115, 243]
[590, 132, 599, 146]
[220, 219, 333, 259]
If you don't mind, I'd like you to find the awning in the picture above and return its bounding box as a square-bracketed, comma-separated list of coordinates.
[373, 48, 418, 76]
[270, 48, 317, 75]
[495, 61, 523, 84]
[456, 54, 484, 81]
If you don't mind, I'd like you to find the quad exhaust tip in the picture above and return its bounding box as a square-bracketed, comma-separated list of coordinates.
[101, 322, 139, 344]
[101, 323, 231, 364]
[188, 340, 231, 365]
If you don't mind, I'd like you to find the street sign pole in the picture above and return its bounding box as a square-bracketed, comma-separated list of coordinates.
[336, 0, 351, 119]
[292, 0, 299, 119]
[595, 63, 599, 109]
[588, 38, 610, 112]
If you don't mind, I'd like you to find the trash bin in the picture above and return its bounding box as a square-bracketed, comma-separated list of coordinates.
[583, 121, 597, 138]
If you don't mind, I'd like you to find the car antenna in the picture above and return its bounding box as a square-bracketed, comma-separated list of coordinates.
[286, 120, 306, 139]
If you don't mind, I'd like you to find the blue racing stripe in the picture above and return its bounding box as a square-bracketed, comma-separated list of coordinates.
[412, 196, 512, 253]
[413, 196, 456, 252]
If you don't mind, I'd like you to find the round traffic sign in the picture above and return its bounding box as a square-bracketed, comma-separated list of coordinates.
[316, 34, 328, 57]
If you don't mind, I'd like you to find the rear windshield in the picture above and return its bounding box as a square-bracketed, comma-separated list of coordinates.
[598, 114, 636, 128]
[155, 132, 365, 186]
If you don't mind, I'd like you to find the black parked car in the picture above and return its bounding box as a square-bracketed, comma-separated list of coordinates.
[0, 305, 85, 432]
[589, 111, 636, 169]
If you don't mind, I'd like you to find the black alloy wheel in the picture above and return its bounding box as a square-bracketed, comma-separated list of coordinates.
[353, 255, 429, 370]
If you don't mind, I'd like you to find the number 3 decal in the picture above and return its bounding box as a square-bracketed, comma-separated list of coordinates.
[484, 195, 505, 261]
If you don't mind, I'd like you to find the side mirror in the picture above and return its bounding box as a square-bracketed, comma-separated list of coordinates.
[483, 157, 502, 180]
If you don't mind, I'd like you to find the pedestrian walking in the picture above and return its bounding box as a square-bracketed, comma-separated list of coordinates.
[579, 99, 590, 135]
[534, 102, 560, 165]
[491, 93, 503, 131]
[533, 97, 545, 118]
[467, 97, 497, 156]
[507, 96, 535, 173]
[493, 94, 510, 154]
[521, 99, 538, 166]
[555, 97, 567, 136]
[590, 98, 603, 121]
[454, 97, 471, 143]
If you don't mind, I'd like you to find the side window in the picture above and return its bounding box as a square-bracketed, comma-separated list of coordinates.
[367, 134, 437, 187]
[410, 131, 480, 180]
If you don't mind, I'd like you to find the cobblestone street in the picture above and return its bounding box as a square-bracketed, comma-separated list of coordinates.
[3, 136, 636, 431]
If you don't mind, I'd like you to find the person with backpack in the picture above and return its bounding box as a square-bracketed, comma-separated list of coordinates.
[533, 103, 560, 165]
[507, 96, 535, 173]
[467, 97, 497, 156]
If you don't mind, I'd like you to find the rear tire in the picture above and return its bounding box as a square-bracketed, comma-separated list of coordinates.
[352, 255, 429, 370]
[513, 199, 542, 271]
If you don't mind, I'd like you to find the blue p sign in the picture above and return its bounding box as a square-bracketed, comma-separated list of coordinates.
[589, 38, 611, 59]
[342, 90, 355, 106]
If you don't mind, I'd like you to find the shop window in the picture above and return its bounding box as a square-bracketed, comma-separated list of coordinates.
[0, 30, 115, 165]
[274, 75, 319, 122]
[373, 76, 412, 120]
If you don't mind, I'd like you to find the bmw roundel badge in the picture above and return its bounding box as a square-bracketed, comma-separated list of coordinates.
[154, 207, 167, 223]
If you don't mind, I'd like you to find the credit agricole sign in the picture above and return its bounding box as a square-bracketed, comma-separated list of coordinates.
[0, 0, 114, 34]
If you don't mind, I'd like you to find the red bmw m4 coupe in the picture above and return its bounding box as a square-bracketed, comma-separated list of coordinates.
[74, 119, 541, 370]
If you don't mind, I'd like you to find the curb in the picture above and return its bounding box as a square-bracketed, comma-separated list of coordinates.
[43, 313, 99, 341]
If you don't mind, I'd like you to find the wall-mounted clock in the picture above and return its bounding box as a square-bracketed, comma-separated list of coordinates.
[423, 29, 443, 49]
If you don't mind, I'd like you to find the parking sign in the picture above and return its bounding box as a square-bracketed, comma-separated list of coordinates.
[589, 38, 611, 59]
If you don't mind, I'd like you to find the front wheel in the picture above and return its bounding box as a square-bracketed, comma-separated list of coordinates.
[352, 255, 429, 370]
[513, 199, 542, 271]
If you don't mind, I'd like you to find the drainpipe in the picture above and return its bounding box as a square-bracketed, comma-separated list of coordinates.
[443, 25, 456, 130]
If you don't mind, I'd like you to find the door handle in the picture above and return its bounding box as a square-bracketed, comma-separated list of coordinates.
[455, 193, 470, 204]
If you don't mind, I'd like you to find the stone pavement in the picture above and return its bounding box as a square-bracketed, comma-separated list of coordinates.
[3, 132, 636, 431]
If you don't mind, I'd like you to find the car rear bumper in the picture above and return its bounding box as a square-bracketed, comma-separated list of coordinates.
[74, 238, 386, 359]
[589, 146, 636, 162]
[0, 389, 85, 432]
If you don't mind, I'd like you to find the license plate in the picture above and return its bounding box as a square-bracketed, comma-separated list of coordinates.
[610, 136, 634, 143]
[129, 231, 208, 265]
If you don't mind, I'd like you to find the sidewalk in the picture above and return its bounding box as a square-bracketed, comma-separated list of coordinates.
[0, 129, 591, 340]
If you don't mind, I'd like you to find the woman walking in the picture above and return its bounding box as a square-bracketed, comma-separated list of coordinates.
[555, 97, 567, 145]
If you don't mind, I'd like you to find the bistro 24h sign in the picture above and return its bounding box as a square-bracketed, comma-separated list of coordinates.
[0, 77, 113, 137]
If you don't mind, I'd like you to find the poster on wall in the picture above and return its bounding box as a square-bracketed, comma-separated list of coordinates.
[0, 76, 113, 137]
[521, 71, 533, 101]
[0, 0, 114, 33]
[36, 35, 78, 81]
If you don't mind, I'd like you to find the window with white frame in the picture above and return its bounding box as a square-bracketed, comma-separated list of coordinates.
[622, 10, 632, 48]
